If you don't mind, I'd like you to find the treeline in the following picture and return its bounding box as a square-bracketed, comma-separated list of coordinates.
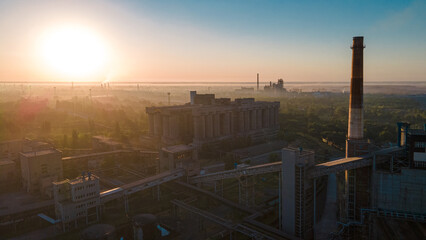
[0, 96, 154, 148]
[272, 93, 425, 152]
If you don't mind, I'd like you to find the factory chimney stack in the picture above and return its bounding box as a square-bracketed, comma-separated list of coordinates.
[347, 36, 365, 141]
[257, 73, 259, 91]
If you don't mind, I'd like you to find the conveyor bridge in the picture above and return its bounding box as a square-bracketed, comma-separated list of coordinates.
[100, 168, 185, 203]
[189, 146, 403, 183]
[171, 199, 279, 240]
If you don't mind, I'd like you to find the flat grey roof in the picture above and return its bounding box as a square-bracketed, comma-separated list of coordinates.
[20, 149, 60, 158]
[162, 144, 194, 153]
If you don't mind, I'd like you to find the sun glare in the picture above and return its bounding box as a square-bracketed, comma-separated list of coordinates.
[39, 25, 108, 78]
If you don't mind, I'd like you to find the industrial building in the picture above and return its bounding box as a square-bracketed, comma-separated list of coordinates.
[404, 123, 426, 168]
[334, 36, 426, 239]
[264, 79, 286, 92]
[146, 91, 280, 148]
[277, 36, 426, 239]
[53, 173, 101, 231]
[0, 138, 52, 162]
[20, 148, 63, 197]
[281, 147, 315, 239]
[159, 144, 199, 176]
[0, 159, 16, 187]
[0, 139, 57, 191]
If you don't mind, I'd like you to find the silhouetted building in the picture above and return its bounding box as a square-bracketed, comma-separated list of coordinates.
[146, 91, 280, 148]
[264, 78, 286, 92]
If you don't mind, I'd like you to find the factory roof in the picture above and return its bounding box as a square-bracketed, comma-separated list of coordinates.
[162, 144, 194, 153]
[68, 174, 99, 185]
[0, 159, 15, 166]
[0, 139, 25, 144]
[146, 97, 279, 112]
[20, 149, 60, 158]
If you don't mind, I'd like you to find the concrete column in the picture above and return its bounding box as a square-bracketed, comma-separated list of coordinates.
[230, 112, 234, 134]
[194, 116, 201, 140]
[269, 107, 274, 127]
[187, 114, 193, 136]
[214, 113, 220, 137]
[263, 108, 269, 128]
[169, 115, 178, 138]
[206, 114, 213, 138]
[251, 109, 257, 130]
[244, 111, 250, 131]
[154, 114, 162, 136]
[276, 107, 279, 126]
[239, 111, 245, 133]
[200, 115, 206, 139]
[148, 114, 155, 136]
[224, 112, 231, 136]
[162, 116, 169, 137]
[257, 109, 262, 129]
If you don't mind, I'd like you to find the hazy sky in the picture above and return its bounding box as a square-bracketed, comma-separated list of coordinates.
[0, 0, 425, 82]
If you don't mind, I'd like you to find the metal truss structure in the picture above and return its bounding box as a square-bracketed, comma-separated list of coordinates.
[171, 199, 276, 240]
[190, 162, 282, 184]
[100, 168, 185, 204]
[309, 147, 403, 178]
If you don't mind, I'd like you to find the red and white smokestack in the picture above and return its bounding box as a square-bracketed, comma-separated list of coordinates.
[348, 36, 365, 140]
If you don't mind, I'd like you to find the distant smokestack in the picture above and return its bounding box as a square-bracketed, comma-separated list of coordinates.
[348, 36, 365, 140]
[257, 73, 259, 91]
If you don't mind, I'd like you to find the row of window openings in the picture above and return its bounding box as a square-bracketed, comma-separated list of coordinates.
[75, 192, 97, 200]
[414, 142, 425, 148]
[74, 183, 96, 191]
[76, 200, 97, 210]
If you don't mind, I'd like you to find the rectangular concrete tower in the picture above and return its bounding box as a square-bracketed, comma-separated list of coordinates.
[347, 36, 365, 141]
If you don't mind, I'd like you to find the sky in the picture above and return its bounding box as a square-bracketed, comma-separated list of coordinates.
[0, 0, 425, 83]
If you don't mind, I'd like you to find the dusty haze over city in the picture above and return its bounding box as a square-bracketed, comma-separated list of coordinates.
[0, 1, 425, 240]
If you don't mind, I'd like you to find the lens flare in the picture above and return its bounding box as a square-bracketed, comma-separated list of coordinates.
[39, 25, 108, 78]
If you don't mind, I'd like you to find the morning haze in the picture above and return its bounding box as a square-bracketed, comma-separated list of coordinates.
[0, 1, 425, 240]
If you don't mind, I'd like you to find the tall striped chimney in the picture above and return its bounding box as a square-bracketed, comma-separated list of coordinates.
[348, 36, 365, 140]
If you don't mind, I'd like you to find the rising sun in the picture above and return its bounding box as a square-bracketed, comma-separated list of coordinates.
[39, 25, 109, 78]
